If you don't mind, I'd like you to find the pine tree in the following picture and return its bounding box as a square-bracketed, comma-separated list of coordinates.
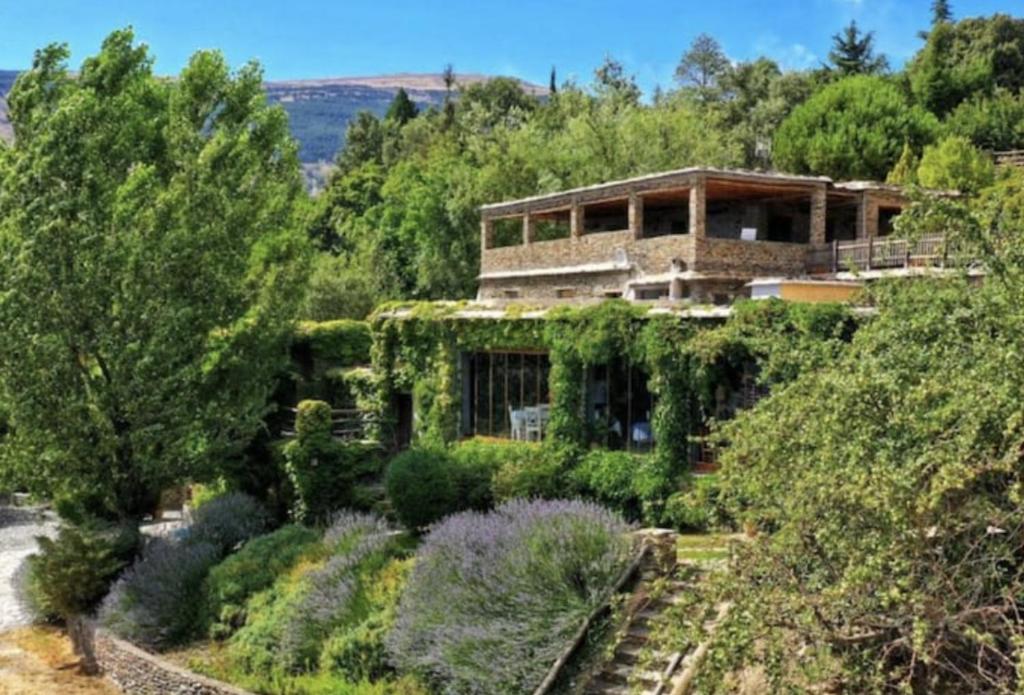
[441, 63, 456, 128]
[828, 20, 889, 76]
[385, 87, 418, 125]
[886, 142, 920, 185]
[549, 66, 557, 95]
[675, 33, 730, 101]
[932, 0, 953, 24]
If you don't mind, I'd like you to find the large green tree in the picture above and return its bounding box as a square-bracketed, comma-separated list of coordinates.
[0, 30, 309, 518]
[773, 75, 938, 180]
[827, 20, 889, 76]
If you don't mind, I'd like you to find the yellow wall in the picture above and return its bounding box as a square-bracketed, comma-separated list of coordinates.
[780, 282, 862, 303]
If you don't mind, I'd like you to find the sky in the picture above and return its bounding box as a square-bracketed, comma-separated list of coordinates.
[0, 1, 1017, 94]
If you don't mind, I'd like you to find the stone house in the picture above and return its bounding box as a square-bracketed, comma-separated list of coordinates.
[478, 167, 930, 306]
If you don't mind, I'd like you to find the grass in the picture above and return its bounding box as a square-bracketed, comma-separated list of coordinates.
[676, 533, 736, 566]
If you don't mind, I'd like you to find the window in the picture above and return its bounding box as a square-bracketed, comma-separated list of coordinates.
[465, 352, 551, 439]
[588, 358, 654, 451]
[636, 285, 669, 300]
[502, 289, 521, 299]
[555, 288, 576, 299]
[603, 290, 622, 298]
[583, 199, 629, 234]
[878, 206, 902, 236]
[642, 194, 689, 238]
[490, 218, 523, 248]
[534, 210, 572, 241]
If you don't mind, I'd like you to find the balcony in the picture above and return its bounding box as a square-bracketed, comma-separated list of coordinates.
[807, 234, 947, 274]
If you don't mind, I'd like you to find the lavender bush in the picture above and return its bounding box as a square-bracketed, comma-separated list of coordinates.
[387, 499, 633, 693]
[188, 492, 270, 554]
[99, 539, 220, 649]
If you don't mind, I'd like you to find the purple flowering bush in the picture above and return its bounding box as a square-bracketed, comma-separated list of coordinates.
[387, 499, 633, 693]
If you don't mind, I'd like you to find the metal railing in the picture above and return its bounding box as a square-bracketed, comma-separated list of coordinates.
[807, 234, 947, 274]
[281, 407, 381, 442]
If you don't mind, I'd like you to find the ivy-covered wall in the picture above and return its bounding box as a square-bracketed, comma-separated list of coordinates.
[369, 299, 855, 482]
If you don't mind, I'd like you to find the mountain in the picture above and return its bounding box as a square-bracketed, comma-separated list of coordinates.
[0, 71, 545, 168]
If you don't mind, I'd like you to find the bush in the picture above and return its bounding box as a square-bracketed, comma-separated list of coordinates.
[201, 525, 320, 639]
[916, 135, 996, 195]
[283, 402, 380, 523]
[490, 446, 566, 502]
[570, 450, 645, 520]
[385, 448, 459, 530]
[663, 475, 729, 532]
[188, 492, 270, 554]
[23, 521, 140, 624]
[100, 539, 221, 649]
[387, 499, 633, 693]
[225, 513, 406, 685]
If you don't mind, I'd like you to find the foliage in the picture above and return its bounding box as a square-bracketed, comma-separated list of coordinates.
[384, 446, 492, 530]
[701, 197, 1024, 691]
[944, 88, 1024, 151]
[222, 513, 410, 691]
[300, 252, 377, 322]
[489, 444, 565, 502]
[294, 321, 373, 367]
[387, 499, 633, 693]
[189, 478, 231, 512]
[188, 492, 271, 554]
[100, 539, 221, 649]
[662, 474, 729, 532]
[908, 14, 1024, 115]
[675, 33, 730, 101]
[570, 450, 648, 521]
[885, 142, 919, 186]
[201, 524, 320, 639]
[773, 75, 939, 180]
[0, 30, 309, 518]
[25, 521, 140, 622]
[283, 401, 380, 523]
[916, 135, 996, 194]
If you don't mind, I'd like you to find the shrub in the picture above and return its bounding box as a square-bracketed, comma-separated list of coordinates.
[490, 446, 566, 502]
[189, 478, 230, 511]
[188, 492, 270, 554]
[387, 499, 633, 693]
[23, 521, 140, 624]
[284, 401, 380, 523]
[100, 539, 220, 649]
[201, 525, 320, 639]
[385, 448, 459, 530]
[570, 450, 645, 520]
[663, 476, 729, 532]
[225, 513, 404, 683]
[916, 135, 996, 195]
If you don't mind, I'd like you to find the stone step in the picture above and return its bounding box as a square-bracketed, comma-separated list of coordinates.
[603, 662, 663, 687]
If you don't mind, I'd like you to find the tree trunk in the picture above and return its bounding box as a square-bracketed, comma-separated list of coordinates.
[67, 615, 99, 676]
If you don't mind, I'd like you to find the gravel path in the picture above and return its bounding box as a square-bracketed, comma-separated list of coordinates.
[0, 507, 57, 632]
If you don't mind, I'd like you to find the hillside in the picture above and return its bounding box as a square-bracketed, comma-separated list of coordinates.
[0, 71, 544, 165]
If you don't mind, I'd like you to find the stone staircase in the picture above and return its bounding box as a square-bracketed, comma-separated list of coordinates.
[582, 531, 728, 695]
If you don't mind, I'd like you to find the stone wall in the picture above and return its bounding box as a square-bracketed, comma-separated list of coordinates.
[693, 237, 810, 277]
[94, 629, 252, 695]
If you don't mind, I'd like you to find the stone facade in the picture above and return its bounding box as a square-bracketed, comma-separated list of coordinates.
[478, 168, 909, 304]
[95, 629, 253, 695]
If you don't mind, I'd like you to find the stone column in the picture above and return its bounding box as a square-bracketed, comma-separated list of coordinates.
[689, 177, 706, 238]
[810, 185, 827, 245]
[570, 202, 583, 242]
[522, 213, 536, 245]
[480, 218, 494, 250]
[629, 192, 644, 240]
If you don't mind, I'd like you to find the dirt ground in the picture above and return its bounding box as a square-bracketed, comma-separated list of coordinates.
[0, 627, 119, 695]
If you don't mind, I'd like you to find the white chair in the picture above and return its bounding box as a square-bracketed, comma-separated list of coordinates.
[524, 407, 542, 441]
[509, 406, 525, 441]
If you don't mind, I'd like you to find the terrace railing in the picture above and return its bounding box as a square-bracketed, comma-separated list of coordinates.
[281, 407, 381, 442]
[807, 234, 948, 274]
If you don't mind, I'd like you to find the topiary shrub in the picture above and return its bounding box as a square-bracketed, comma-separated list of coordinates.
[188, 492, 271, 554]
[284, 400, 380, 523]
[387, 499, 634, 693]
[100, 539, 221, 649]
[201, 524, 320, 639]
[384, 448, 459, 530]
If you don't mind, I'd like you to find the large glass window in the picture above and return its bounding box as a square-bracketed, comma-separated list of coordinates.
[587, 358, 654, 451]
[466, 352, 551, 439]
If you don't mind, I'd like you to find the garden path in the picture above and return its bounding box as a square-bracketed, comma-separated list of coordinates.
[0, 506, 56, 632]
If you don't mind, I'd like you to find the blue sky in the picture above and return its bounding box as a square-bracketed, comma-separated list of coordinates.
[0, 1, 1016, 93]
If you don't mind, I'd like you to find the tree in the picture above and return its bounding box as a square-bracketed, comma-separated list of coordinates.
[0, 30, 309, 519]
[675, 33, 730, 101]
[593, 55, 641, 106]
[384, 87, 418, 125]
[773, 75, 938, 180]
[908, 14, 1024, 115]
[916, 135, 995, 194]
[932, 0, 953, 24]
[944, 89, 1024, 151]
[827, 20, 889, 76]
[334, 111, 384, 176]
[549, 66, 557, 95]
[885, 142, 919, 185]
